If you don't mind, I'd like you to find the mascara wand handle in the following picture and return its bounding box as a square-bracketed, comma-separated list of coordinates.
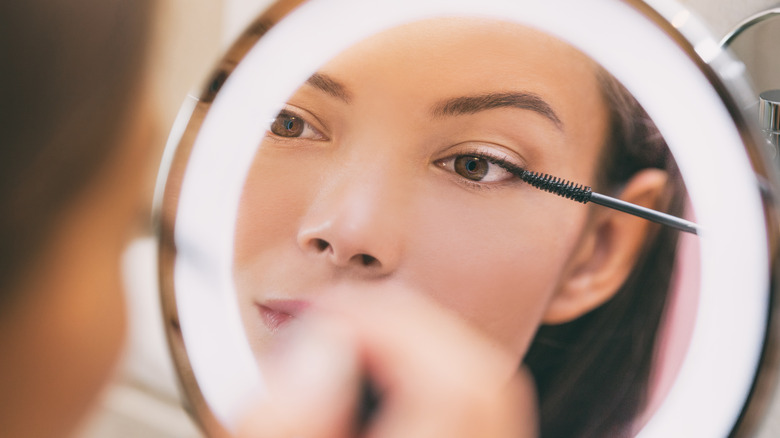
[589, 192, 700, 235]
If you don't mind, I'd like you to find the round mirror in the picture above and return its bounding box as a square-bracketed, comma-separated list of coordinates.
[155, 0, 780, 436]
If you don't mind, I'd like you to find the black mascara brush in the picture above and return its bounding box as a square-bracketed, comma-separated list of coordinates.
[517, 170, 700, 235]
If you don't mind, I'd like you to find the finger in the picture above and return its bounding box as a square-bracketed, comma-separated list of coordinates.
[236, 314, 362, 438]
[317, 287, 520, 394]
[311, 289, 536, 438]
[366, 366, 538, 438]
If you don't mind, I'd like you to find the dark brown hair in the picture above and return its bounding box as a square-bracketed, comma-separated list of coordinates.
[524, 69, 686, 437]
[0, 0, 152, 303]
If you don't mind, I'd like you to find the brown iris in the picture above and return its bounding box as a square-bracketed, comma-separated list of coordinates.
[454, 156, 489, 181]
[270, 112, 304, 137]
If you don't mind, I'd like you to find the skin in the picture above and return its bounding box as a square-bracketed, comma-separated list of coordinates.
[234, 18, 666, 364]
[0, 100, 154, 438]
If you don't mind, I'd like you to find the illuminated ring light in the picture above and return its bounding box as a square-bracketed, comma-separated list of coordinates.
[155, 0, 778, 436]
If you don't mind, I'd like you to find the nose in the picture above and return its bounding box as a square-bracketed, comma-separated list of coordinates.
[296, 175, 404, 276]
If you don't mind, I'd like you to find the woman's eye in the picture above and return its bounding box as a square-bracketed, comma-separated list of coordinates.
[455, 156, 489, 180]
[269, 111, 326, 140]
[440, 155, 515, 183]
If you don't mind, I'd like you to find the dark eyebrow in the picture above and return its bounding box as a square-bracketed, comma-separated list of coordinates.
[431, 92, 563, 130]
[305, 72, 352, 103]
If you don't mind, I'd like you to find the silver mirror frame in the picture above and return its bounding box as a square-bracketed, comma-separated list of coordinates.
[154, 1, 780, 436]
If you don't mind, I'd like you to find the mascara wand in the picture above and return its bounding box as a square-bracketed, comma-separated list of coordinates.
[517, 170, 700, 235]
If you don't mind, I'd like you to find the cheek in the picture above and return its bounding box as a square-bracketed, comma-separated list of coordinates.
[234, 147, 319, 268]
[234, 149, 308, 354]
[404, 188, 585, 358]
[233, 145, 330, 318]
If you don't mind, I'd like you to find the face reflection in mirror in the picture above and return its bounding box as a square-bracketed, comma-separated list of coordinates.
[232, 17, 686, 436]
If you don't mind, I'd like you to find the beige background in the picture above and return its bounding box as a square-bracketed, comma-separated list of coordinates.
[75, 1, 780, 437]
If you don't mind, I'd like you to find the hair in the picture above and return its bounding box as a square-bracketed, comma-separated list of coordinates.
[0, 0, 152, 305]
[523, 69, 686, 437]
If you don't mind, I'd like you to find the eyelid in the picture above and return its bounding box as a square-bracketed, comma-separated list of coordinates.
[440, 143, 527, 172]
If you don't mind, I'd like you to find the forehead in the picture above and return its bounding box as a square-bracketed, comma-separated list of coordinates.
[313, 18, 610, 178]
[319, 18, 601, 100]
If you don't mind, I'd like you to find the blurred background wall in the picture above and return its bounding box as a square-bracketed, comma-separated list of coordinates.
[74, 1, 780, 436]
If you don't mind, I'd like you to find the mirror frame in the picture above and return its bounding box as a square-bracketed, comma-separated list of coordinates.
[154, 0, 780, 436]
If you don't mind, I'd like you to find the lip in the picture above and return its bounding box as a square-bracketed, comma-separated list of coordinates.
[256, 299, 310, 332]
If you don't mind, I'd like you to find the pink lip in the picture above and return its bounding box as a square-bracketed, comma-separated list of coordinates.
[256, 299, 310, 332]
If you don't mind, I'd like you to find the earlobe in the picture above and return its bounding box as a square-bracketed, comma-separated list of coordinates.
[542, 169, 669, 324]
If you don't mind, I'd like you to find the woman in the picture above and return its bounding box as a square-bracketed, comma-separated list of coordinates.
[234, 18, 684, 437]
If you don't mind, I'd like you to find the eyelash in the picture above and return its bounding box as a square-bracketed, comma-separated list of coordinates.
[479, 152, 525, 175]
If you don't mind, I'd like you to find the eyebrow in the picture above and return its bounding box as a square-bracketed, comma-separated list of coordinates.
[431, 92, 563, 130]
[303, 73, 562, 129]
[305, 72, 352, 103]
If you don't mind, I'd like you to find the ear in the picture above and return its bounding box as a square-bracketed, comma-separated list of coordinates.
[542, 168, 669, 324]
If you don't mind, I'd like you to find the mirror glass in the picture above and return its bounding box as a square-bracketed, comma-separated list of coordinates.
[156, 1, 777, 437]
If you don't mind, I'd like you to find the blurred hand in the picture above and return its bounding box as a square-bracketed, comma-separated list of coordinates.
[236, 289, 538, 438]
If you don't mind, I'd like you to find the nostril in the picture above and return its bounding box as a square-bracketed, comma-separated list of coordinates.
[313, 238, 330, 252]
[305, 237, 381, 268]
[359, 254, 379, 267]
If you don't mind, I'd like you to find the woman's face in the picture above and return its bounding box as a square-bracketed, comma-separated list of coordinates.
[234, 19, 610, 361]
